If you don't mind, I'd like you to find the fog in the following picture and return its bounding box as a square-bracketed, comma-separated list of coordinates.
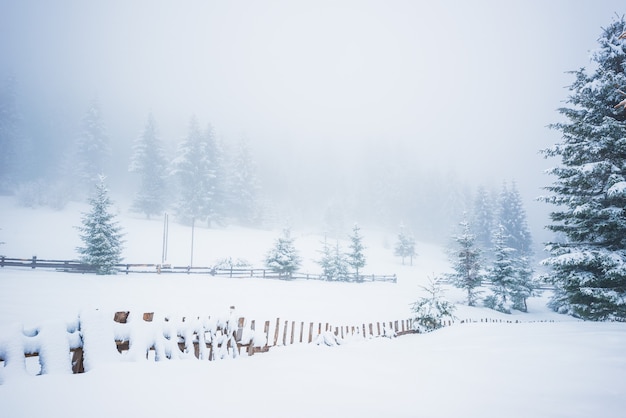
[1, 0, 624, 247]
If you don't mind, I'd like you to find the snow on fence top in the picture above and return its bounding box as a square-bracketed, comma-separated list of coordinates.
[0, 309, 552, 384]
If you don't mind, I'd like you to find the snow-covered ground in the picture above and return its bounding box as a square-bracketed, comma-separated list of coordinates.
[1, 196, 625, 417]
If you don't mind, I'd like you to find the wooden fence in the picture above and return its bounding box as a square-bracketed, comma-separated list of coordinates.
[0, 311, 556, 380]
[0, 256, 397, 283]
[0, 311, 419, 377]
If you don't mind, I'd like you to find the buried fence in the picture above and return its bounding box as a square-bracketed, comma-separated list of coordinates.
[0, 310, 419, 379]
[0, 310, 555, 381]
[0, 256, 397, 283]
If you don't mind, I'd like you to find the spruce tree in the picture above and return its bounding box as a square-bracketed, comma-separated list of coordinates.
[497, 181, 533, 257]
[74, 99, 110, 193]
[228, 137, 260, 226]
[129, 113, 168, 219]
[347, 223, 366, 281]
[265, 228, 301, 278]
[0, 76, 21, 191]
[484, 225, 516, 313]
[541, 16, 626, 320]
[332, 240, 350, 281]
[448, 220, 482, 306]
[471, 186, 495, 257]
[394, 224, 417, 265]
[171, 117, 215, 226]
[76, 176, 124, 275]
[317, 236, 335, 281]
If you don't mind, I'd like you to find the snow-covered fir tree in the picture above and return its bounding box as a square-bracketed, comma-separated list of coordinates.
[497, 181, 533, 257]
[0, 75, 21, 191]
[510, 255, 536, 313]
[76, 175, 124, 275]
[228, 137, 260, 225]
[471, 185, 495, 258]
[541, 16, 626, 320]
[74, 99, 110, 194]
[484, 225, 517, 313]
[265, 228, 301, 278]
[394, 224, 417, 265]
[129, 113, 168, 219]
[317, 236, 335, 281]
[346, 223, 366, 281]
[171, 117, 220, 226]
[448, 219, 482, 306]
[411, 277, 456, 332]
[318, 237, 350, 281]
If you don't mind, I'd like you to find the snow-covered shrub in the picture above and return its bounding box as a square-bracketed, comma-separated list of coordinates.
[214, 257, 251, 269]
[411, 277, 456, 332]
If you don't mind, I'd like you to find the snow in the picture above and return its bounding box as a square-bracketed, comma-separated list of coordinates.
[1, 196, 626, 417]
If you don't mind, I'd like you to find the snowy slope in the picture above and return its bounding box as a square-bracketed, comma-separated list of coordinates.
[1, 196, 625, 417]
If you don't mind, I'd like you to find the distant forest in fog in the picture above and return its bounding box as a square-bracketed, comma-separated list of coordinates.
[0, 73, 517, 245]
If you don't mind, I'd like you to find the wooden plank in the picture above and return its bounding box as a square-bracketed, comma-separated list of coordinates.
[299, 321, 304, 343]
[273, 318, 280, 346]
[290, 321, 295, 345]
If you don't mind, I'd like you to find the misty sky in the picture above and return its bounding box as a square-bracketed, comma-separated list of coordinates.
[1, 0, 624, 239]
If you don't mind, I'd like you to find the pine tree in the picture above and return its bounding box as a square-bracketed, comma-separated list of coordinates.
[74, 99, 110, 193]
[411, 277, 456, 332]
[265, 228, 301, 278]
[484, 225, 516, 313]
[509, 255, 536, 313]
[471, 186, 495, 257]
[332, 240, 350, 281]
[171, 117, 217, 226]
[394, 224, 417, 265]
[347, 223, 366, 281]
[317, 236, 335, 281]
[228, 137, 260, 225]
[0, 75, 21, 191]
[448, 220, 482, 306]
[497, 181, 533, 257]
[541, 16, 626, 320]
[316, 237, 350, 281]
[129, 113, 168, 219]
[76, 175, 124, 275]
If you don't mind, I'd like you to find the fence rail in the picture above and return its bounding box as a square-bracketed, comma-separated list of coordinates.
[0, 256, 397, 283]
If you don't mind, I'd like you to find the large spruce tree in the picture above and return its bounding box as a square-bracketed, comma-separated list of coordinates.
[541, 16, 626, 320]
[171, 117, 220, 226]
[129, 113, 168, 218]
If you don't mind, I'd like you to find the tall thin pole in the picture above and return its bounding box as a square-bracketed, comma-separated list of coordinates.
[161, 212, 169, 264]
[190, 217, 195, 268]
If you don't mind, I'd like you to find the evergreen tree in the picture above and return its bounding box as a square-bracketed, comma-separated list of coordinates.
[497, 181, 533, 257]
[394, 224, 417, 265]
[317, 236, 335, 281]
[317, 236, 350, 281]
[509, 255, 536, 313]
[265, 228, 301, 278]
[411, 277, 456, 332]
[448, 219, 483, 306]
[76, 175, 124, 275]
[0, 75, 20, 191]
[129, 113, 168, 219]
[332, 240, 350, 281]
[541, 16, 626, 320]
[74, 99, 110, 193]
[471, 186, 495, 257]
[347, 223, 366, 281]
[171, 117, 217, 226]
[484, 225, 517, 313]
[228, 137, 260, 225]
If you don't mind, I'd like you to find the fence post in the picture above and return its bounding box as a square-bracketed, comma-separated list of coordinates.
[308, 322, 314, 343]
[273, 318, 280, 346]
[1, 255, 4, 267]
[31, 255, 37, 269]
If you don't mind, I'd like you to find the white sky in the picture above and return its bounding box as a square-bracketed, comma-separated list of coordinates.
[1, 0, 624, 233]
